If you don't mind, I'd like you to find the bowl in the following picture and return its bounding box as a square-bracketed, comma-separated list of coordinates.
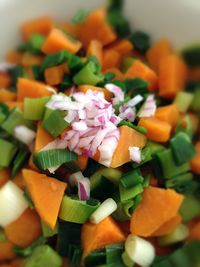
[0, 0, 200, 59]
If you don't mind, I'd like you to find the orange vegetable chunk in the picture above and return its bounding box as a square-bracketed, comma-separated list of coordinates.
[78, 85, 113, 101]
[0, 89, 16, 102]
[0, 168, 10, 188]
[23, 169, 67, 229]
[0, 73, 11, 89]
[130, 187, 184, 237]
[35, 124, 54, 152]
[102, 49, 121, 71]
[155, 104, 180, 127]
[0, 241, 15, 261]
[45, 65, 64, 85]
[190, 142, 200, 174]
[87, 40, 103, 66]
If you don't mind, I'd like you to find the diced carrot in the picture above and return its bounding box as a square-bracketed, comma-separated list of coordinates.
[56, 21, 78, 37]
[5, 102, 24, 111]
[21, 16, 54, 40]
[102, 49, 121, 71]
[0, 72, 11, 89]
[0, 89, 16, 102]
[35, 124, 54, 152]
[159, 55, 188, 99]
[81, 216, 125, 259]
[87, 40, 103, 66]
[111, 125, 147, 168]
[5, 208, 42, 248]
[103, 67, 124, 81]
[152, 214, 182, 236]
[0, 168, 10, 188]
[21, 53, 43, 67]
[188, 220, 200, 240]
[78, 85, 113, 101]
[17, 78, 54, 101]
[125, 60, 158, 91]
[6, 51, 23, 64]
[44, 65, 64, 85]
[23, 169, 67, 229]
[138, 117, 172, 143]
[155, 104, 180, 128]
[130, 187, 184, 237]
[13, 171, 26, 190]
[190, 142, 200, 174]
[0, 241, 15, 261]
[146, 39, 173, 73]
[108, 39, 134, 58]
[74, 155, 88, 171]
[77, 9, 117, 48]
[42, 28, 82, 54]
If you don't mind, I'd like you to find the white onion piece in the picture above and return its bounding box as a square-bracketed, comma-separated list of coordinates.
[78, 177, 90, 201]
[14, 125, 36, 145]
[0, 62, 15, 72]
[126, 95, 143, 107]
[90, 198, 117, 224]
[105, 83, 124, 105]
[129, 146, 142, 164]
[69, 171, 85, 186]
[0, 181, 28, 227]
[125, 235, 155, 267]
[138, 94, 157, 118]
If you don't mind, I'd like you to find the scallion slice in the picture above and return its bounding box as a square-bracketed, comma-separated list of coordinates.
[41, 221, 58, 238]
[119, 183, 143, 202]
[11, 146, 30, 177]
[173, 91, 194, 112]
[24, 97, 50, 120]
[0, 138, 17, 167]
[120, 169, 144, 189]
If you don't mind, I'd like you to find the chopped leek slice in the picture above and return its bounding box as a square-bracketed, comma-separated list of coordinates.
[119, 183, 143, 202]
[11, 146, 30, 178]
[129, 31, 151, 53]
[90, 168, 122, 188]
[0, 138, 17, 167]
[180, 195, 200, 222]
[173, 91, 194, 112]
[24, 97, 50, 120]
[112, 200, 134, 222]
[191, 88, 200, 113]
[59, 196, 100, 224]
[120, 169, 144, 189]
[33, 149, 77, 171]
[41, 221, 58, 238]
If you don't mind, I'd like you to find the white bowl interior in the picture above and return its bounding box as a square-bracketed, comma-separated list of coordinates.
[0, 0, 200, 59]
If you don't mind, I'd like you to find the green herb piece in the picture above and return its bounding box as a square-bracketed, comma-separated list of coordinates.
[73, 61, 104, 85]
[120, 169, 144, 189]
[33, 149, 77, 171]
[41, 221, 58, 238]
[11, 146, 30, 178]
[60, 74, 73, 90]
[72, 9, 89, 24]
[170, 132, 196, 165]
[191, 88, 200, 113]
[85, 249, 106, 267]
[24, 245, 62, 267]
[124, 78, 149, 95]
[41, 51, 67, 71]
[107, 10, 130, 38]
[0, 103, 9, 125]
[118, 120, 147, 135]
[180, 195, 200, 222]
[29, 34, 46, 52]
[119, 183, 143, 202]
[104, 72, 116, 82]
[59, 196, 100, 224]
[42, 109, 68, 138]
[1, 108, 34, 136]
[129, 31, 151, 53]
[173, 91, 194, 112]
[112, 200, 134, 221]
[107, 0, 123, 11]
[24, 97, 50, 120]
[181, 43, 200, 67]
[13, 237, 46, 257]
[0, 139, 17, 167]
[32, 65, 44, 81]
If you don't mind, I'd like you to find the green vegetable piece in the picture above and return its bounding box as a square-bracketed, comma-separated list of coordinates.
[29, 34, 46, 52]
[42, 109, 68, 138]
[85, 248, 106, 267]
[132, 147, 152, 168]
[60, 74, 73, 90]
[180, 195, 200, 222]
[24, 97, 50, 120]
[154, 149, 190, 179]
[129, 31, 151, 53]
[11, 146, 30, 178]
[0, 113, 6, 125]
[73, 61, 104, 85]
[106, 243, 124, 265]
[33, 149, 77, 170]
[72, 9, 89, 24]
[41, 50, 67, 71]
[118, 120, 147, 135]
[191, 88, 200, 113]
[0, 228, 6, 242]
[10, 65, 24, 86]
[0, 139, 17, 167]
[173, 91, 194, 112]
[119, 183, 143, 202]
[181, 43, 200, 67]
[130, 193, 142, 213]
[112, 200, 134, 222]
[24, 245, 62, 267]
[59, 196, 100, 224]
[90, 168, 122, 188]
[1, 108, 34, 136]
[121, 57, 135, 73]
[175, 114, 194, 138]
[120, 169, 144, 189]
[147, 141, 165, 155]
[170, 132, 196, 165]
[104, 72, 115, 82]
[124, 78, 149, 95]
[41, 221, 58, 238]
[165, 172, 193, 189]
[68, 244, 82, 267]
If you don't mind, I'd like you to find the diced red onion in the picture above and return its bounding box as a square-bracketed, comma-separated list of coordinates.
[126, 95, 143, 107]
[69, 171, 85, 186]
[78, 178, 90, 201]
[105, 83, 124, 105]
[64, 110, 77, 123]
[14, 125, 36, 146]
[119, 107, 136, 122]
[138, 94, 157, 118]
[72, 121, 88, 131]
[129, 146, 142, 164]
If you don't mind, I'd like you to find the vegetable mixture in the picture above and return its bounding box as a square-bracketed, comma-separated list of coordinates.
[0, 1, 200, 266]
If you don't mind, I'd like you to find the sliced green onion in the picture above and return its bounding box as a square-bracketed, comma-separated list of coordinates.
[2, 108, 34, 136]
[191, 88, 200, 113]
[59, 196, 100, 224]
[33, 149, 77, 171]
[0, 138, 17, 167]
[112, 200, 134, 222]
[180, 195, 200, 222]
[170, 132, 196, 165]
[41, 50, 67, 71]
[104, 72, 116, 82]
[181, 43, 200, 67]
[165, 172, 193, 190]
[13, 236, 46, 257]
[130, 194, 142, 213]
[118, 120, 147, 135]
[0, 228, 6, 242]
[29, 34, 46, 52]
[175, 115, 194, 138]
[24, 245, 62, 267]
[85, 248, 106, 267]
[173, 91, 194, 112]
[121, 57, 135, 73]
[90, 168, 122, 188]
[120, 169, 144, 189]
[129, 31, 151, 53]
[24, 97, 50, 120]
[0, 112, 6, 125]
[132, 147, 152, 168]
[90, 176, 116, 201]
[68, 244, 82, 267]
[73, 61, 104, 86]
[41, 221, 58, 238]
[125, 235, 155, 267]
[146, 141, 165, 155]
[72, 9, 89, 24]
[106, 243, 124, 265]
[122, 251, 135, 267]
[158, 224, 189, 246]
[119, 183, 143, 202]
[60, 74, 73, 90]
[11, 146, 30, 178]
[0, 181, 28, 227]
[42, 109, 69, 138]
[10, 65, 24, 86]
[90, 198, 117, 224]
